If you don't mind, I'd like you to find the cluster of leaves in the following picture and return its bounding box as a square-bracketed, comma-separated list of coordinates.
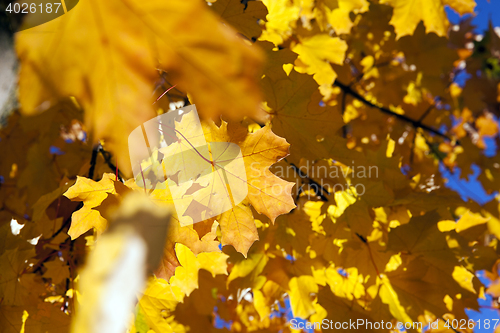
[2, 0, 500, 332]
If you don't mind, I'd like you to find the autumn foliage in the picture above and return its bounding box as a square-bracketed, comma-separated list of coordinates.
[2, 0, 500, 332]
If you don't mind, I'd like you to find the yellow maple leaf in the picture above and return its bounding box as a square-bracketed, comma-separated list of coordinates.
[476, 113, 499, 137]
[451, 266, 476, 294]
[64, 111, 294, 277]
[202, 118, 296, 254]
[63, 173, 117, 239]
[455, 211, 489, 233]
[217, 200, 258, 257]
[259, 0, 300, 45]
[325, 0, 369, 34]
[169, 243, 229, 296]
[378, 274, 413, 324]
[265, 0, 368, 37]
[380, 0, 475, 38]
[443, 0, 476, 15]
[234, 125, 296, 222]
[138, 277, 185, 333]
[19, 310, 29, 333]
[292, 34, 348, 90]
[130, 110, 295, 259]
[288, 275, 318, 318]
[325, 266, 365, 301]
[16, 0, 263, 175]
[227, 252, 268, 287]
[253, 280, 282, 321]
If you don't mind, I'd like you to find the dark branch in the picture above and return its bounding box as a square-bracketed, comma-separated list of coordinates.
[341, 90, 348, 138]
[288, 162, 329, 202]
[333, 80, 453, 141]
[100, 148, 124, 182]
[88, 144, 100, 180]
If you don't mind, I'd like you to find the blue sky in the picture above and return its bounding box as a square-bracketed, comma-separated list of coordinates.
[444, 8, 500, 329]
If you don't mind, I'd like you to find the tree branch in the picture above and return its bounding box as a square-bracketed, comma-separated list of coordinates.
[333, 80, 452, 141]
[100, 148, 124, 182]
[341, 90, 348, 138]
[285, 160, 329, 202]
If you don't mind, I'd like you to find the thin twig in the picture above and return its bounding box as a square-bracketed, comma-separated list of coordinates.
[153, 84, 177, 105]
[418, 104, 435, 123]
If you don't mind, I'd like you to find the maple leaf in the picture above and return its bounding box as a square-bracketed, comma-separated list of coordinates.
[271, 208, 317, 258]
[227, 251, 269, 288]
[259, 43, 348, 163]
[292, 34, 348, 91]
[138, 276, 185, 333]
[172, 270, 230, 333]
[259, 0, 300, 45]
[378, 274, 413, 324]
[0, 303, 70, 333]
[397, 23, 460, 97]
[386, 212, 478, 319]
[299, 0, 369, 34]
[387, 212, 460, 272]
[169, 243, 229, 296]
[398, 24, 459, 75]
[380, 0, 476, 38]
[43, 260, 70, 285]
[203, 117, 295, 255]
[222, 126, 296, 222]
[63, 173, 118, 239]
[118, 179, 221, 279]
[210, 0, 268, 39]
[0, 249, 36, 306]
[126, 109, 295, 263]
[138, 245, 229, 332]
[262, 69, 344, 161]
[16, 0, 264, 174]
[288, 275, 318, 318]
[454, 210, 489, 240]
[317, 287, 390, 333]
[217, 200, 258, 257]
[327, 0, 370, 34]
